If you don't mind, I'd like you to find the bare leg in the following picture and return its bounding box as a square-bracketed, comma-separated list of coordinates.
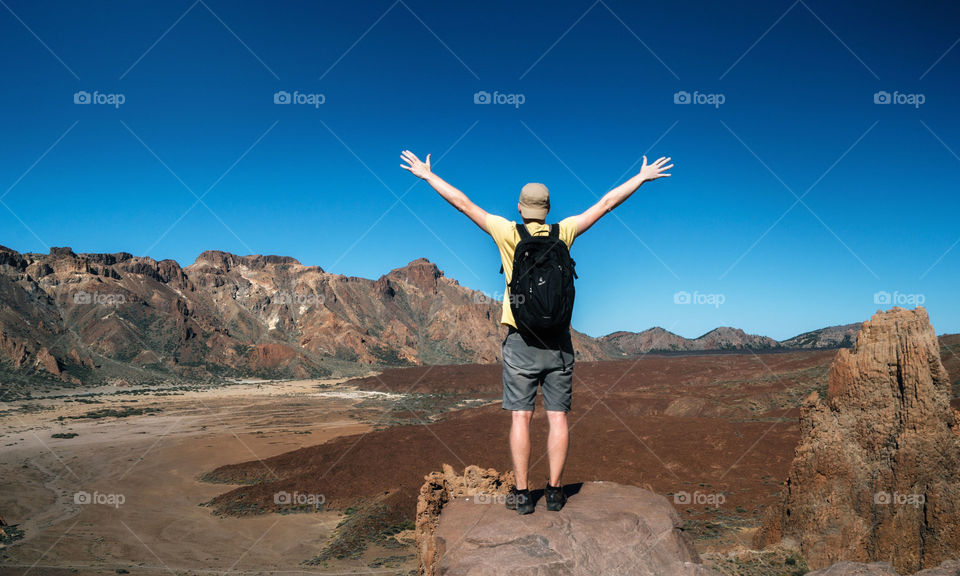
[546, 410, 568, 487]
[510, 410, 534, 490]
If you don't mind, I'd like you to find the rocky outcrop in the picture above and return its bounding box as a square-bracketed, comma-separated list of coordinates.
[385, 258, 442, 293]
[755, 307, 960, 574]
[416, 464, 515, 576]
[34, 346, 61, 377]
[415, 466, 719, 576]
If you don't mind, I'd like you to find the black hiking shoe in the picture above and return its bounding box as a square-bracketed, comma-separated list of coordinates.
[506, 487, 534, 515]
[545, 483, 566, 511]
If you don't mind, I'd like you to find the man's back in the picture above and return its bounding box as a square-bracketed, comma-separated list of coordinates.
[486, 214, 579, 330]
[400, 148, 671, 514]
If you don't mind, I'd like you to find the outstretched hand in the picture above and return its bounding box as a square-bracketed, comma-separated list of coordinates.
[400, 150, 432, 180]
[638, 156, 673, 182]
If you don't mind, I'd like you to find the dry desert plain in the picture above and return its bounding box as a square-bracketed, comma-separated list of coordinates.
[2, 339, 959, 576]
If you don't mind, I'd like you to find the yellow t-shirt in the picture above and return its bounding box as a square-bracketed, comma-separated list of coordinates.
[486, 214, 578, 329]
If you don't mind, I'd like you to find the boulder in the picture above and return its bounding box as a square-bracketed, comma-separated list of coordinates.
[416, 467, 719, 576]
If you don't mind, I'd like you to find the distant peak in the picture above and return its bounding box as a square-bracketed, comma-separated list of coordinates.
[391, 258, 442, 274]
[244, 254, 303, 268]
[407, 257, 440, 269]
[385, 258, 443, 289]
[190, 251, 304, 270]
[601, 326, 681, 340]
[49, 247, 76, 258]
[646, 326, 679, 335]
[696, 326, 746, 338]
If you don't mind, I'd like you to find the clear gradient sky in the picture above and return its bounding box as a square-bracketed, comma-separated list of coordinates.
[1, 0, 958, 339]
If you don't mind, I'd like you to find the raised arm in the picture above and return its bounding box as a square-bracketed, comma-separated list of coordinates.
[576, 155, 672, 236]
[400, 150, 488, 233]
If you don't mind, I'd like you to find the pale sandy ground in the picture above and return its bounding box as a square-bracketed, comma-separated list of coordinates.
[0, 378, 417, 576]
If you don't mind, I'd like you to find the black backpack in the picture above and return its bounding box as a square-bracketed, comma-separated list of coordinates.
[505, 223, 577, 336]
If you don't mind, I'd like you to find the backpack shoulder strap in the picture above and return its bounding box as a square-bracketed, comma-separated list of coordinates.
[549, 223, 560, 240]
[516, 222, 532, 240]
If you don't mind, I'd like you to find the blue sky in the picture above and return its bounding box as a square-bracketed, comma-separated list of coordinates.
[1, 0, 958, 340]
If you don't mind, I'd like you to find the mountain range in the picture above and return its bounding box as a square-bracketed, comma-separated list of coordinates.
[0, 245, 861, 392]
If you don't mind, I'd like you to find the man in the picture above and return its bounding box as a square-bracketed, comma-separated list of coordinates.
[400, 150, 672, 514]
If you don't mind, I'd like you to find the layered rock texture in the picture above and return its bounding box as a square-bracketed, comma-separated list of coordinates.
[415, 466, 719, 576]
[416, 464, 515, 575]
[0, 246, 607, 389]
[755, 307, 960, 573]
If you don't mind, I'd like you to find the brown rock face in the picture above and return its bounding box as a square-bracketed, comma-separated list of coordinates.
[755, 307, 960, 574]
[35, 347, 61, 377]
[0, 245, 611, 391]
[416, 471, 720, 576]
[416, 464, 515, 576]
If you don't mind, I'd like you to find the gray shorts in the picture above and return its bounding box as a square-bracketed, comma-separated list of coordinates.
[501, 328, 575, 412]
